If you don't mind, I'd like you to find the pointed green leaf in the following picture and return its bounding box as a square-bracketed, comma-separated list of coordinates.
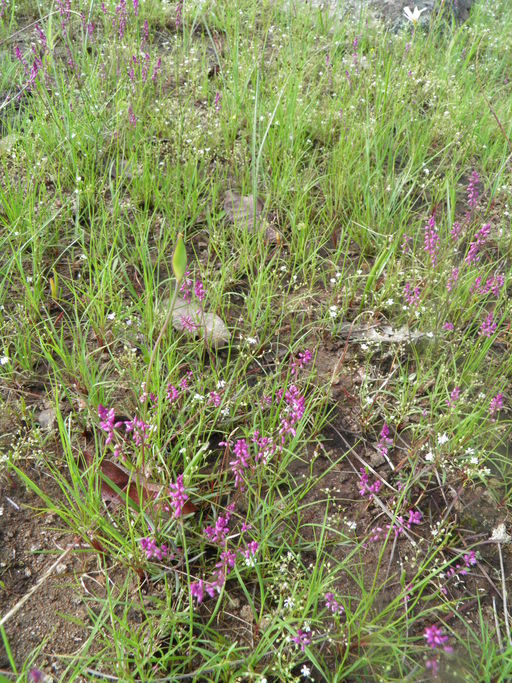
[172, 232, 187, 283]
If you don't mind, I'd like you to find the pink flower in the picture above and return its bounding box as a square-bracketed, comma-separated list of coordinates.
[466, 223, 491, 265]
[140, 537, 168, 561]
[424, 624, 453, 652]
[230, 439, 251, 489]
[292, 628, 311, 652]
[424, 215, 439, 266]
[489, 393, 504, 416]
[180, 314, 198, 333]
[169, 474, 188, 519]
[446, 267, 459, 292]
[290, 349, 313, 375]
[404, 282, 420, 307]
[377, 422, 392, 457]
[450, 221, 462, 241]
[446, 386, 460, 408]
[479, 312, 497, 338]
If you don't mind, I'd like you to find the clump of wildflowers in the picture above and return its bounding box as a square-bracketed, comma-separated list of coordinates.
[424, 215, 440, 266]
[140, 537, 168, 561]
[377, 422, 392, 458]
[358, 468, 382, 498]
[479, 312, 497, 338]
[168, 474, 189, 518]
[404, 282, 420, 307]
[489, 392, 504, 417]
[446, 386, 460, 408]
[291, 627, 312, 652]
[466, 223, 491, 265]
[325, 592, 345, 615]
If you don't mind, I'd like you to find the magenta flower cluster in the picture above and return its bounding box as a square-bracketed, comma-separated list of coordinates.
[191, 505, 259, 604]
[465, 223, 491, 265]
[140, 536, 168, 561]
[368, 508, 423, 543]
[377, 422, 393, 458]
[424, 215, 440, 266]
[358, 468, 382, 498]
[489, 392, 504, 417]
[291, 628, 312, 652]
[325, 592, 345, 615]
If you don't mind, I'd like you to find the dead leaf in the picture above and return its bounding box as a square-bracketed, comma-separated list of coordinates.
[171, 296, 230, 347]
[223, 190, 280, 243]
[82, 451, 197, 514]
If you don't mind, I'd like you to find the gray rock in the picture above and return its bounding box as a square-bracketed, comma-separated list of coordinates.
[297, 0, 475, 25]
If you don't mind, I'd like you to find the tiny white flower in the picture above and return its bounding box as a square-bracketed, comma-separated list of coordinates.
[284, 597, 295, 609]
[107, 312, 116, 320]
[437, 433, 449, 445]
[0, 356, 9, 366]
[425, 450, 435, 462]
[301, 665, 311, 678]
[386, 298, 394, 306]
[246, 336, 257, 345]
[193, 393, 204, 402]
[403, 5, 427, 24]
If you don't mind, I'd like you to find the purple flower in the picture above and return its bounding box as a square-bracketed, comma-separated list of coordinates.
[194, 279, 205, 301]
[446, 267, 459, 293]
[132, 0, 139, 15]
[279, 385, 306, 442]
[180, 314, 198, 333]
[451, 221, 462, 241]
[29, 670, 44, 683]
[114, 0, 128, 38]
[292, 628, 312, 652]
[407, 509, 423, 527]
[214, 91, 222, 111]
[479, 312, 497, 338]
[358, 468, 382, 498]
[490, 392, 504, 416]
[443, 321, 454, 331]
[208, 391, 221, 406]
[128, 105, 137, 127]
[124, 416, 153, 446]
[230, 438, 251, 489]
[175, 0, 183, 29]
[252, 431, 276, 464]
[325, 592, 344, 615]
[169, 474, 188, 518]
[180, 269, 192, 301]
[98, 404, 124, 445]
[466, 223, 491, 265]
[190, 579, 205, 603]
[377, 422, 392, 457]
[404, 282, 420, 307]
[424, 215, 439, 266]
[204, 506, 234, 544]
[446, 386, 460, 408]
[167, 384, 180, 404]
[140, 537, 168, 561]
[290, 349, 313, 375]
[424, 624, 453, 652]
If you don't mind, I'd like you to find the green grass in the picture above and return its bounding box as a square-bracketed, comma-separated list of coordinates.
[1, 0, 512, 680]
